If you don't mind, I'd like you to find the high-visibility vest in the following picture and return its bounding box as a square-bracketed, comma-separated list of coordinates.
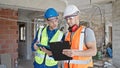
[64, 26, 93, 68]
[35, 27, 63, 66]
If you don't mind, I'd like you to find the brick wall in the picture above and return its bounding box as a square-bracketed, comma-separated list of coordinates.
[112, 0, 120, 67]
[80, 10, 105, 48]
[91, 21, 105, 48]
[0, 8, 18, 68]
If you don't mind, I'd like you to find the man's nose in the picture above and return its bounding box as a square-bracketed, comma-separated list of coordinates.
[66, 19, 71, 24]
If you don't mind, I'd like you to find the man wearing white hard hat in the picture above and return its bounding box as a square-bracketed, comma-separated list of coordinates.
[62, 5, 97, 68]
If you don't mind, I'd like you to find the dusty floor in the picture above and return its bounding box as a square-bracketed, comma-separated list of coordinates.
[18, 57, 116, 68]
[18, 60, 34, 68]
[93, 57, 116, 68]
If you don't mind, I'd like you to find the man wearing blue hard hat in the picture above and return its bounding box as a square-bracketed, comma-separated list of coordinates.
[31, 8, 64, 68]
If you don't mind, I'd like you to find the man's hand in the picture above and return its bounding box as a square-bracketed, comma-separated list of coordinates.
[33, 43, 39, 50]
[62, 42, 97, 57]
[40, 47, 52, 56]
[62, 49, 78, 57]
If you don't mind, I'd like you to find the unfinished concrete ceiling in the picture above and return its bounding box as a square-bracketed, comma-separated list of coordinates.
[0, 0, 114, 23]
[0, 0, 66, 12]
[67, 0, 114, 10]
[0, 0, 115, 12]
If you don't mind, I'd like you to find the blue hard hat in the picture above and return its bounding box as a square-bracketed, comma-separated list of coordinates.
[44, 8, 59, 18]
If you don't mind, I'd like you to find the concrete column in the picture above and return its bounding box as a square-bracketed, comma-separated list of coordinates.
[26, 22, 32, 60]
[112, 0, 120, 67]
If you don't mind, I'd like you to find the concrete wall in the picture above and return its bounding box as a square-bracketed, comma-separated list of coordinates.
[112, 0, 120, 67]
[18, 9, 33, 60]
[80, 3, 113, 53]
[80, 5, 108, 48]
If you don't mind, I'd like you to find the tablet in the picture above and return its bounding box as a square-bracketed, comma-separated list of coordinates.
[36, 44, 51, 50]
[49, 41, 72, 61]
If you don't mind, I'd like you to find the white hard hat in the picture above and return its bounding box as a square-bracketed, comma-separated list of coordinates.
[63, 5, 80, 18]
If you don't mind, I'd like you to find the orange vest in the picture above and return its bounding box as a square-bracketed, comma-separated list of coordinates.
[64, 26, 93, 68]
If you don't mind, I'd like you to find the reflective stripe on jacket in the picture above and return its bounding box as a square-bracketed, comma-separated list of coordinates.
[35, 27, 63, 66]
[64, 26, 93, 68]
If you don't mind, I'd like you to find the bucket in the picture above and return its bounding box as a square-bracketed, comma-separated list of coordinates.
[93, 51, 102, 60]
